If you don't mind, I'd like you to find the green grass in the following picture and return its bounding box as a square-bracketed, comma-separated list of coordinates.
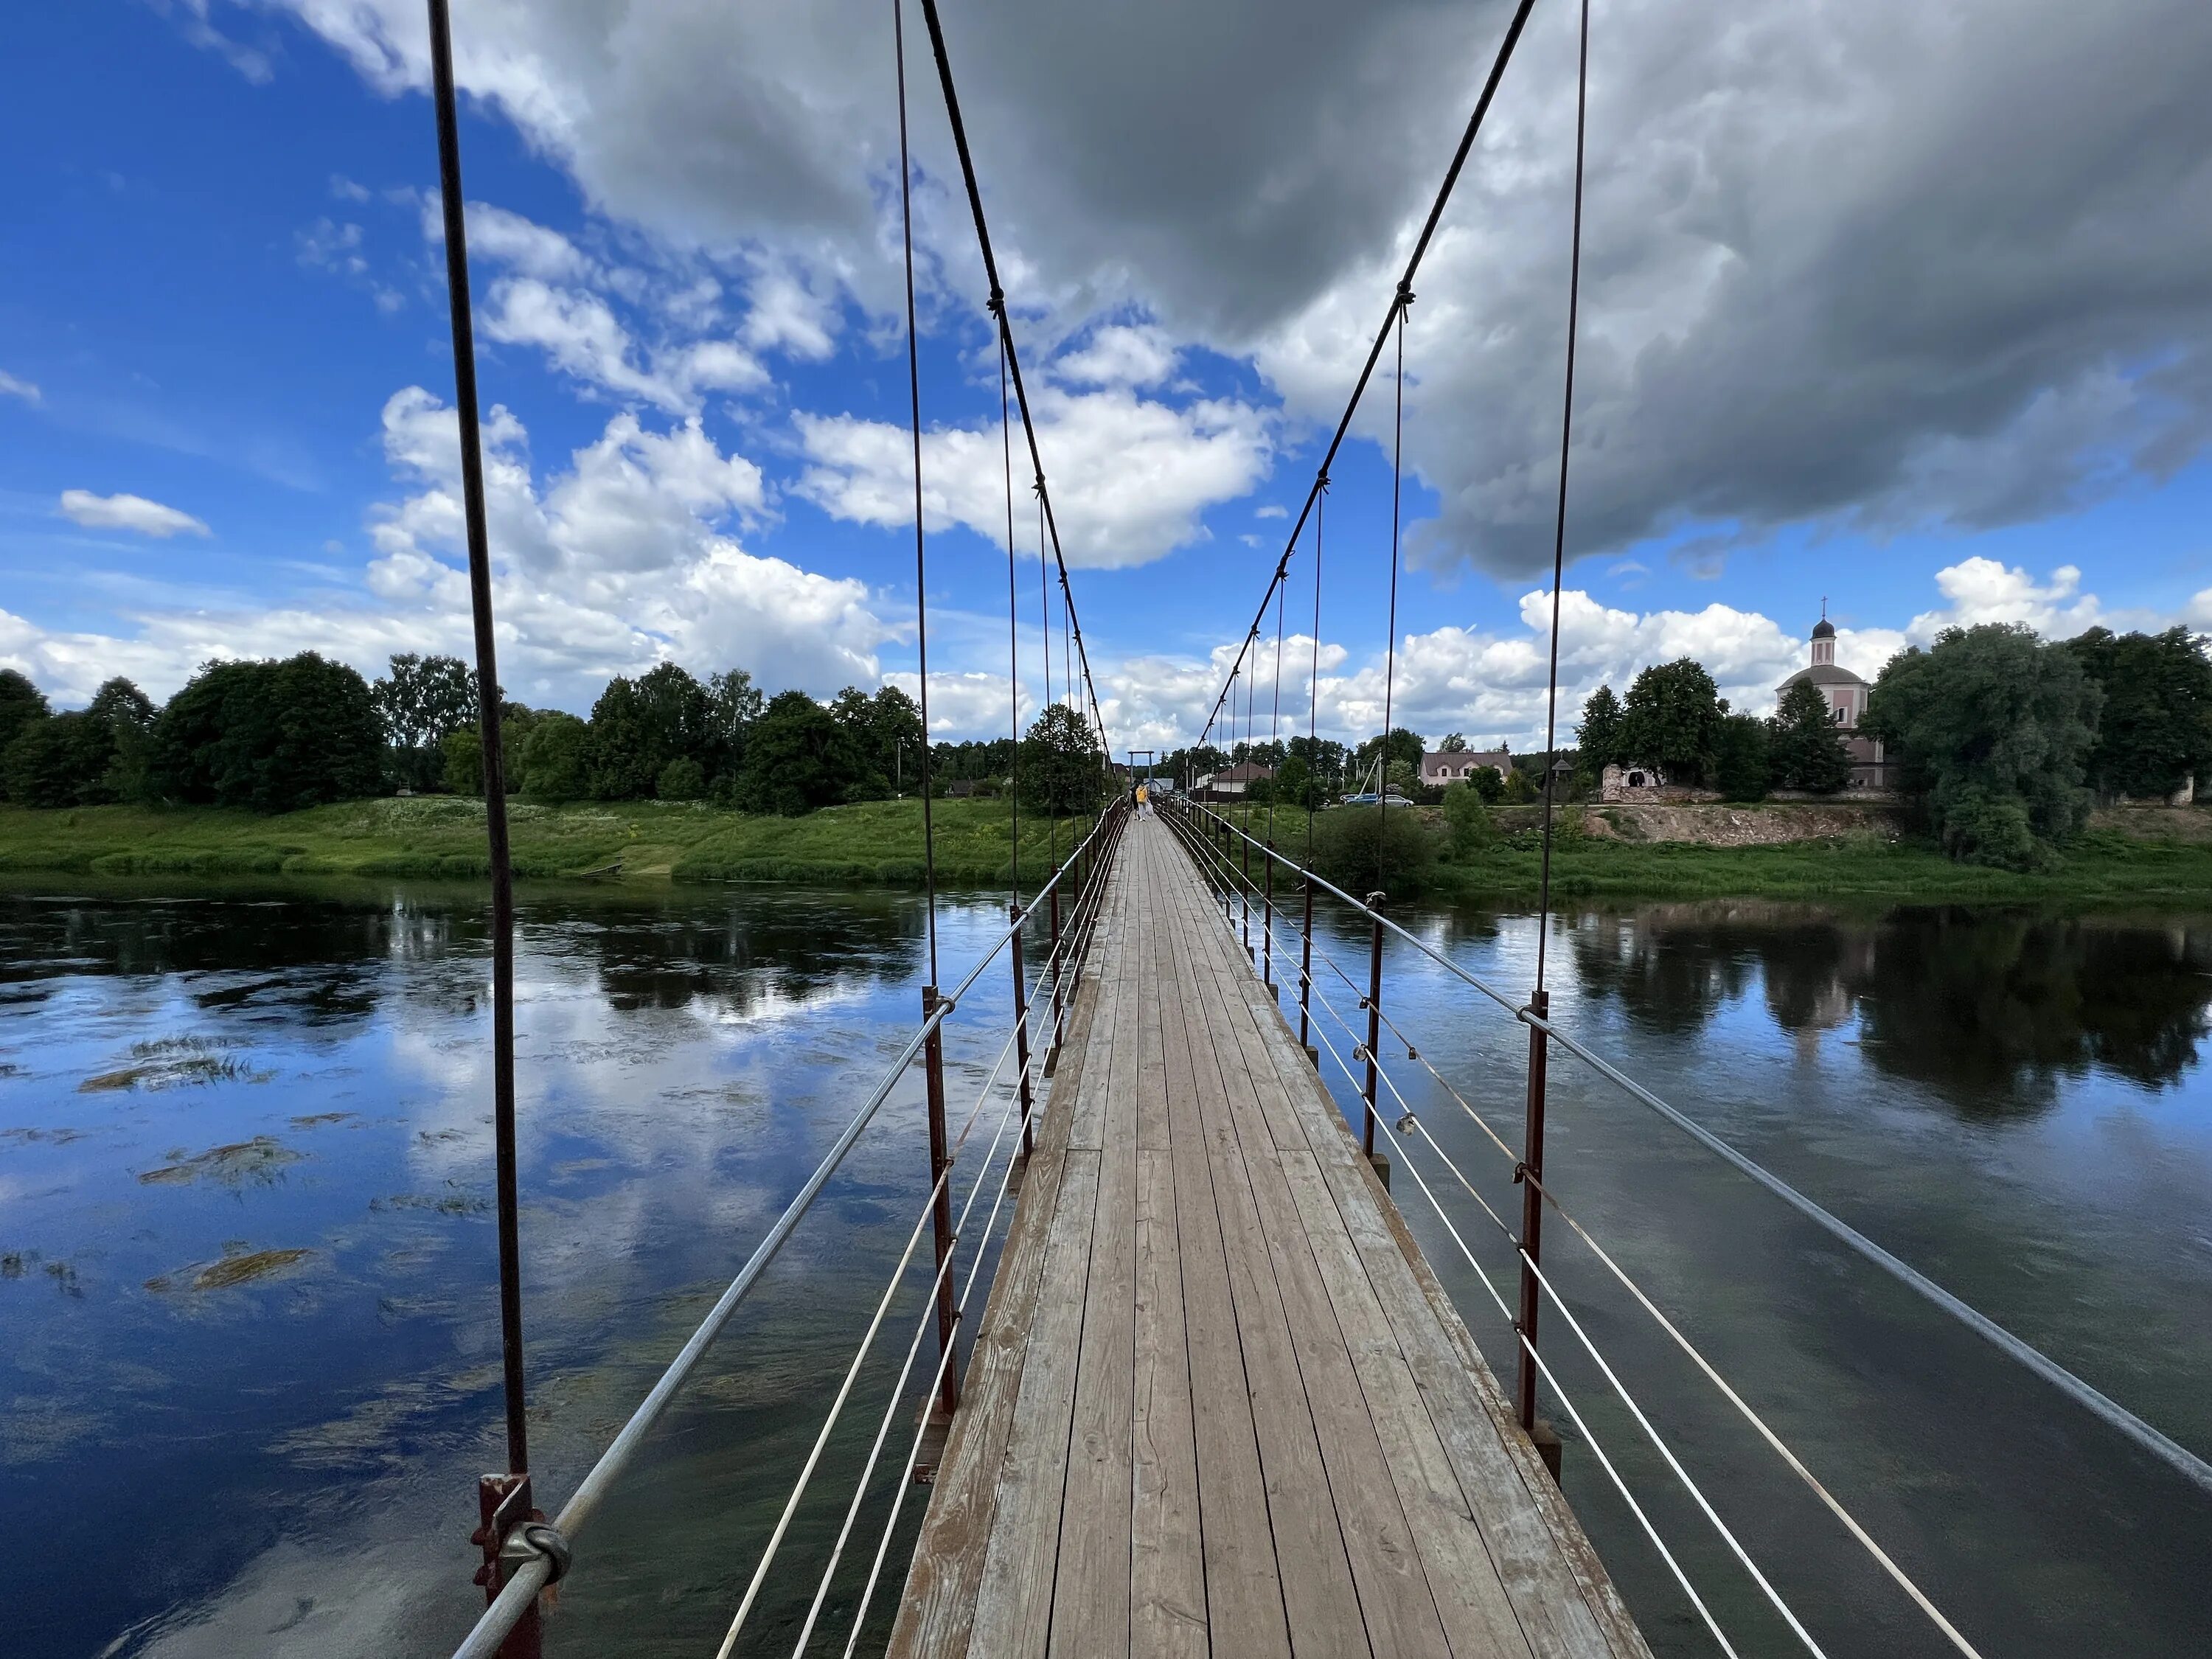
[0, 796, 1094, 888]
[1208, 805, 2212, 904]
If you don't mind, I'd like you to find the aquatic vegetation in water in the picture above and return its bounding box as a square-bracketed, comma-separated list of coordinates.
[135, 1135, 304, 1186]
[288, 1111, 355, 1127]
[369, 1186, 489, 1216]
[80, 1034, 262, 1093]
[145, 1243, 316, 1293]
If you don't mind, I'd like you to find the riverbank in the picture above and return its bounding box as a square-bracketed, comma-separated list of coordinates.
[1214, 799, 2212, 903]
[0, 796, 1093, 887]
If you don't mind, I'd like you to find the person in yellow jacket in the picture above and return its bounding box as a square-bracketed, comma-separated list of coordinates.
[1135, 782, 1150, 816]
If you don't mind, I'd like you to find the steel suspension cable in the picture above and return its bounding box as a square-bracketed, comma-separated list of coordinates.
[915, 0, 1113, 762]
[1534, 0, 1590, 992]
[894, 0, 941, 984]
[1306, 480, 1326, 859]
[1375, 299, 1408, 890]
[1194, 0, 1542, 751]
[1002, 330, 1021, 901]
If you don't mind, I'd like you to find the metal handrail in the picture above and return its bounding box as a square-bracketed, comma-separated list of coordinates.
[451, 801, 1128, 1659]
[1170, 799, 2212, 1498]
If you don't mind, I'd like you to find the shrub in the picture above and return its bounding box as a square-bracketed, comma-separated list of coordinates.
[1310, 804, 1438, 899]
[658, 757, 706, 800]
[1441, 780, 1498, 858]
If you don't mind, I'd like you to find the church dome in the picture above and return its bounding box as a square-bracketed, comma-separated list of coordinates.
[1811, 617, 1836, 639]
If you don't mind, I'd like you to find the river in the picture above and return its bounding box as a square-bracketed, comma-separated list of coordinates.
[3, 880, 2208, 1657]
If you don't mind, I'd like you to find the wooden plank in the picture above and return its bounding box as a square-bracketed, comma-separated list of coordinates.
[1048, 872, 1140, 1655]
[1154, 862, 1295, 1658]
[1176, 860, 1469, 1659]
[1162, 897, 1373, 1658]
[1131, 1141, 1206, 1659]
[967, 1145, 1102, 1655]
[887, 874, 1117, 1659]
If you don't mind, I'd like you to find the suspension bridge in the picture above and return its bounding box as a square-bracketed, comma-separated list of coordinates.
[401, 0, 2212, 1654]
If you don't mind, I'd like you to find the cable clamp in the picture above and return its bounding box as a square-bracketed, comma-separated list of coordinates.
[1512, 1160, 1529, 1184]
[986, 286, 1005, 316]
[499, 1520, 572, 1585]
[1395, 1110, 1418, 1136]
[1396, 280, 1416, 310]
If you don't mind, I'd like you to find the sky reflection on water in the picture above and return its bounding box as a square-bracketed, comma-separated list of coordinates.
[5, 884, 2211, 1658]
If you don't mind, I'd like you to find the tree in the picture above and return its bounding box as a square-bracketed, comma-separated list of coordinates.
[829, 684, 926, 797]
[373, 654, 479, 793]
[1712, 713, 1772, 801]
[1311, 801, 1438, 897]
[1863, 623, 2099, 869]
[584, 664, 711, 800]
[1575, 684, 1623, 783]
[1018, 703, 1106, 817]
[148, 654, 384, 812]
[1767, 680, 1851, 793]
[1439, 732, 1470, 753]
[442, 727, 484, 796]
[1352, 726, 1425, 790]
[89, 677, 157, 802]
[2066, 627, 2212, 801]
[0, 669, 50, 797]
[732, 690, 868, 815]
[1616, 658, 1725, 785]
[658, 757, 707, 800]
[1468, 765, 1506, 804]
[1441, 779, 1497, 857]
[518, 712, 590, 799]
[703, 668, 765, 782]
[1274, 753, 1317, 810]
[4, 713, 113, 807]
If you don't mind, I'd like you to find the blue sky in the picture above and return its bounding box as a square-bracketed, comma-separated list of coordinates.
[4, 0, 2211, 754]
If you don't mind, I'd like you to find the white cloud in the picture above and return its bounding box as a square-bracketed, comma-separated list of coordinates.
[459, 201, 594, 282]
[58, 490, 211, 539]
[0, 369, 41, 406]
[1907, 557, 2101, 640]
[794, 386, 1271, 568]
[1055, 324, 1179, 388]
[882, 669, 1032, 737]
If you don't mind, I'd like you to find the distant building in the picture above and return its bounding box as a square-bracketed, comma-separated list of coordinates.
[1195, 761, 1275, 799]
[1776, 613, 1891, 790]
[1420, 745, 1512, 789]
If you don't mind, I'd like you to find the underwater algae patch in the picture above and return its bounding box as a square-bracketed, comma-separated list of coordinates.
[145, 1242, 317, 1293]
[80, 1035, 262, 1093]
[136, 1135, 305, 1186]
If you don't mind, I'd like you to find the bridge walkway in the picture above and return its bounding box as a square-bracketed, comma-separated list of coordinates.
[889, 815, 1649, 1658]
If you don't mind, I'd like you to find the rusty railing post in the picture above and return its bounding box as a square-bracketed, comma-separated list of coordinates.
[1516, 986, 1551, 1434]
[470, 1474, 543, 1659]
[1298, 874, 1316, 1056]
[1240, 809, 1254, 961]
[1048, 872, 1065, 1057]
[1261, 835, 1276, 990]
[921, 985, 961, 1415]
[1009, 904, 1034, 1161]
[1362, 896, 1386, 1159]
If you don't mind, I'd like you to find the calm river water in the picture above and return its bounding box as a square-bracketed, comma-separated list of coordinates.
[3, 880, 2208, 1657]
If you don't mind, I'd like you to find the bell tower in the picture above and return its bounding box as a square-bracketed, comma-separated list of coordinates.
[1810, 599, 1835, 667]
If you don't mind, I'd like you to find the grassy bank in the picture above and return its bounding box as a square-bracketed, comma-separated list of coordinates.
[0, 796, 1094, 888]
[1210, 804, 2212, 905]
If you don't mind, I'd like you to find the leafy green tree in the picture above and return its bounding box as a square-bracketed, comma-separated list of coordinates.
[373, 654, 479, 793]
[1500, 765, 1539, 804]
[518, 712, 590, 799]
[733, 691, 868, 815]
[1617, 658, 1725, 784]
[1018, 703, 1106, 817]
[1385, 758, 1419, 797]
[1712, 713, 1773, 801]
[1468, 765, 1506, 804]
[1863, 623, 2100, 869]
[90, 678, 157, 802]
[148, 654, 384, 812]
[2065, 627, 2212, 801]
[442, 727, 484, 796]
[1311, 801, 1438, 897]
[658, 757, 707, 800]
[829, 684, 927, 797]
[1352, 726, 1424, 790]
[1575, 684, 1623, 782]
[0, 669, 49, 795]
[703, 668, 765, 782]
[1767, 681, 1850, 793]
[1439, 732, 1470, 753]
[1441, 779, 1497, 857]
[585, 664, 711, 799]
[1274, 753, 1316, 810]
[4, 713, 111, 806]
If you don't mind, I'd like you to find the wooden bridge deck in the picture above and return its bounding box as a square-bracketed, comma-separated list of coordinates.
[889, 816, 1649, 1658]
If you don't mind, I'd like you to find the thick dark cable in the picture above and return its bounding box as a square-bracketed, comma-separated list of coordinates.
[1037, 484, 1055, 872]
[1375, 299, 1408, 891]
[1267, 575, 1287, 852]
[425, 0, 527, 1480]
[895, 0, 940, 984]
[1306, 479, 1326, 861]
[1001, 327, 1020, 902]
[916, 0, 1113, 762]
[1194, 0, 1542, 751]
[1534, 0, 1590, 994]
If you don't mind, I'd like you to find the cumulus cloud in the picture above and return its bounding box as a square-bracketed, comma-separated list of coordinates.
[0, 369, 38, 406]
[58, 490, 211, 539]
[794, 387, 1271, 568]
[1055, 324, 1179, 388]
[265, 0, 2212, 582]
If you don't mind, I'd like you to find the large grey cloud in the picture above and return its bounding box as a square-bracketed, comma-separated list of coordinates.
[257, 0, 2212, 578]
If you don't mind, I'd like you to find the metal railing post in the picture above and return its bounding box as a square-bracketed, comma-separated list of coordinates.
[1298, 874, 1316, 1054]
[1008, 905, 1034, 1161]
[469, 1474, 543, 1659]
[1261, 834, 1276, 990]
[1240, 807, 1254, 961]
[921, 985, 961, 1416]
[1516, 985, 1551, 1433]
[1362, 897, 1386, 1158]
[1048, 877, 1065, 1055]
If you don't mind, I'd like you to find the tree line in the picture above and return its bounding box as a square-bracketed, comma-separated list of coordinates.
[0, 653, 1106, 819]
[1575, 624, 2212, 869]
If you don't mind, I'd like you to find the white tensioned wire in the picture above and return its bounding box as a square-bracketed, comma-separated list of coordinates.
[709, 860, 1113, 1659]
[1280, 946, 1741, 1657]
[793, 863, 1120, 1657]
[1184, 815, 1980, 1659]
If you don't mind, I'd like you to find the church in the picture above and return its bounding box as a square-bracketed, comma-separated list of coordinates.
[1775, 611, 1891, 790]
